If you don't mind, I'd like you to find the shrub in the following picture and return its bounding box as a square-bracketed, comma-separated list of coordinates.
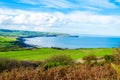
[44, 54, 73, 69]
[104, 55, 115, 63]
[51, 47, 68, 50]
[0, 58, 39, 72]
[44, 62, 60, 70]
[83, 54, 97, 63]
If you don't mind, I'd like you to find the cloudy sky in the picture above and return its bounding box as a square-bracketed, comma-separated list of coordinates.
[0, 0, 120, 36]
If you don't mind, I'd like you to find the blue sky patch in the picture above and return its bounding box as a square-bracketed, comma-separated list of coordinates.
[0, 0, 120, 36]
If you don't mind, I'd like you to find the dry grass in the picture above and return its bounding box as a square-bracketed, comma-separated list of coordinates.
[0, 64, 117, 80]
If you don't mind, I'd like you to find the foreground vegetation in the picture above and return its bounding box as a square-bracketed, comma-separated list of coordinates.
[1, 35, 120, 80]
[0, 49, 120, 80]
[0, 63, 117, 80]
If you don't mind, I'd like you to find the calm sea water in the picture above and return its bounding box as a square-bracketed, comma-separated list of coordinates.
[24, 36, 120, 49]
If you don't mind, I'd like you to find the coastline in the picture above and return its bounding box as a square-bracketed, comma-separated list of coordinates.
[16, 35, 79, 49]
[16, 37, 36, 48]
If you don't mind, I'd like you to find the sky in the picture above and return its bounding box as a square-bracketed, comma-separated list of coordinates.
[0, 0, 120, 36]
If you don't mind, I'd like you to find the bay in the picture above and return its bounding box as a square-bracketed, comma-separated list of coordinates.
[24, 36, 120, 49]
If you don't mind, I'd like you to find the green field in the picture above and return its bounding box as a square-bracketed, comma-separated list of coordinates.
[0, 36, 16, 41]
[0, 36, 17, 48]
[0, 48, 114, 61]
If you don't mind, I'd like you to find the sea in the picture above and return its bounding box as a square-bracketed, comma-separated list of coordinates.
[24, 36, 120, 49]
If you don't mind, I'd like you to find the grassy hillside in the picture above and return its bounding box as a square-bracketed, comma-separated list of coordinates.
[0, 36, 16, 41]
[0, 36, 17, 48]
[0, 48, 113, 61]
[0, 36, 28, 52]
[0, 29, 70, 37]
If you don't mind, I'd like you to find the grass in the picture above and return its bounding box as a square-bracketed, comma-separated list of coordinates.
[0, 36, 16, 42]
[0, 36, 17, 48]
[0, 48, 114, 61]
[0, 63, 117, 80]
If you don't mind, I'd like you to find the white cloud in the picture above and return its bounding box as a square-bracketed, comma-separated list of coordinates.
[0, 8, 120, 36]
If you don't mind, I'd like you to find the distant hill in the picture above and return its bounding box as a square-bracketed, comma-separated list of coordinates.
[0, 29, 71, 37]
